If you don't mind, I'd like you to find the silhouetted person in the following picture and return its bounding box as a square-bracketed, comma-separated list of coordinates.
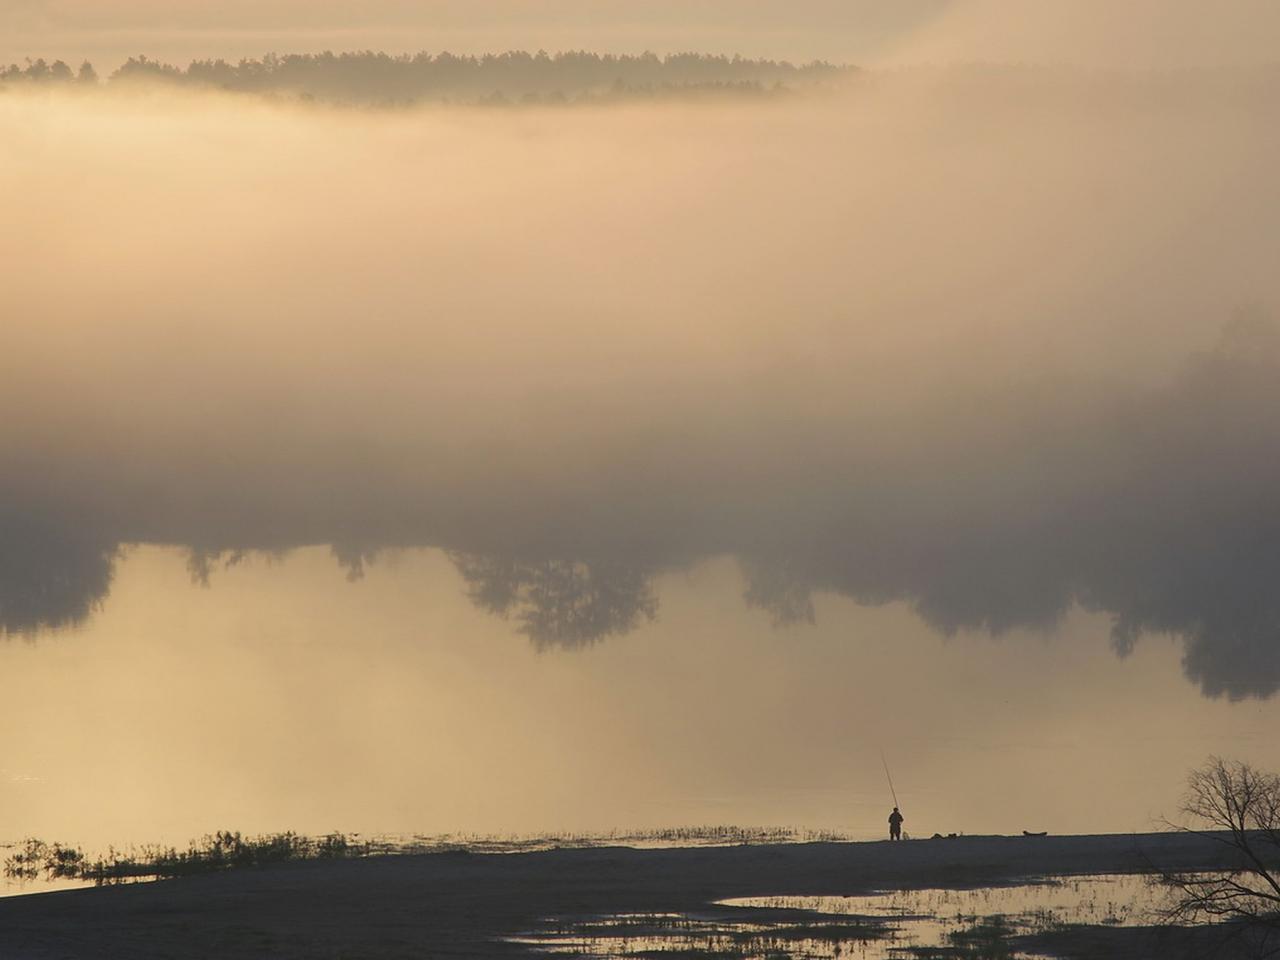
[888, 807, 904, 840]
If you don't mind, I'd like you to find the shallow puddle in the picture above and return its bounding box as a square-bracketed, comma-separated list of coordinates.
[508, 912, 887, 959]
[724, 872, 1154, 942]
[512, 873, 1160, 958]
[0, 875, 98, 898]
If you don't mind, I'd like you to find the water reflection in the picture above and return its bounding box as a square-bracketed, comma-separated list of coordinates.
[0, 515, 116, 636]
[723, 873, 1157, 939]
[4, 70, 1280, 709]
[513, 873, 1161, 959]
[4, 520, 1280, 699]
[5, 319, 1280, 699]
[1, 544, 1278, 852]
[451, 553, 658, 650]
[739, 558, 817, 629]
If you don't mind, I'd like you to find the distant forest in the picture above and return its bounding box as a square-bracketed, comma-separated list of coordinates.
[0, 51, 849, 104]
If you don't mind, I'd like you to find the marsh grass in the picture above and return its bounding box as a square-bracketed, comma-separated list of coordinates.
[4, 824, 849, 887]
[4, 839, 86, 881]
[5, 830, 368, 884]
[511, 907, 893, 960]
[925, 916, 1023, 958]
[398, 825, 851, 854]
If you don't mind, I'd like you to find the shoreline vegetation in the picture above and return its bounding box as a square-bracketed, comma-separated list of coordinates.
[0, 832, 1260, 958]
[4, 825, 853, 885]
[0, 50, 850, 106]
[4, 831, 362, 885]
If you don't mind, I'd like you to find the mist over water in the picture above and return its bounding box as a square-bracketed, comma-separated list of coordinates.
[3, 0, 1280, 849]
[2, 545, 1278, 852]
[5, 68, 1280, 692]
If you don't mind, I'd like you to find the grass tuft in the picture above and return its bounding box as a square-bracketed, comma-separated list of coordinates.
[5, 830, 368, 884]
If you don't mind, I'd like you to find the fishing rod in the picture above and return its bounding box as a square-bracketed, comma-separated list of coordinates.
[881, 749, 900, 810]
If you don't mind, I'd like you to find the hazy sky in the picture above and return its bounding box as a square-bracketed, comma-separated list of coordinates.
[1, 0, 947, 68]
[7, 1, 1280, 71]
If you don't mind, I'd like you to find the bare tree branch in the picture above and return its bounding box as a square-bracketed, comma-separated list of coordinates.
[1155, 757, 1280, 954]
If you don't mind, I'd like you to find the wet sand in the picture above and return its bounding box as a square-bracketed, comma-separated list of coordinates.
[0, 832, 1246, 958]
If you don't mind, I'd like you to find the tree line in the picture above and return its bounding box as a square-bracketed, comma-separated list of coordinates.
[1, 50, 848, 104]
[1, 58, 97, 85]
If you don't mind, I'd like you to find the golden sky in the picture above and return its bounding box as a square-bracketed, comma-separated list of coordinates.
[5, 1, 1280, 70]
[0, 0, 945, 67]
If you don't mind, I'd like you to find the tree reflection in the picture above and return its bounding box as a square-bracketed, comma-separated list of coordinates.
[3, 318, 1280, 698]
[450, 553, 657, 650]
[739, 557, 815, 628]
[0, 517, 117, 637]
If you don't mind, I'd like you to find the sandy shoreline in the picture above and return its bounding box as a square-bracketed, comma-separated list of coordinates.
[0, 831, 1249, 958]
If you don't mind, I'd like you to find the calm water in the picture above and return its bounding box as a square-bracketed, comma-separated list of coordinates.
[512, 873, 1162, 959]
[1, 545, 1277, 857]
[0, 865, 96, 899]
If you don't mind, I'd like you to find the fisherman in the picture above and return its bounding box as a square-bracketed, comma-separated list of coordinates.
[888, 806, 904, 841]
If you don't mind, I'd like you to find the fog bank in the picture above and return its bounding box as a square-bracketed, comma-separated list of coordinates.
[2, 65, 1279, 696]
